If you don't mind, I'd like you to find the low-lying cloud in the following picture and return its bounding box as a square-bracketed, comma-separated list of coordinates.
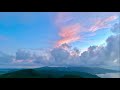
[97, 73, 120, 78]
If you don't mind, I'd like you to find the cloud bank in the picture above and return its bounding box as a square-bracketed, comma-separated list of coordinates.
[97, 73, 120, 78]
[0, 21, 119, 69]
[0, 13, 119, 69]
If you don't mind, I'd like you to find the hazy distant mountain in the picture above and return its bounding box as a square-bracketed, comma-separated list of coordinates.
[0, 68, 19, 75]
[0, 66, 119, 78]
[35, 66, 119, 74]
[0, 68, 99, 78]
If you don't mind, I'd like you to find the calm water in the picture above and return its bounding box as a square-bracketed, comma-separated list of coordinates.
[97, 73, 120, 78]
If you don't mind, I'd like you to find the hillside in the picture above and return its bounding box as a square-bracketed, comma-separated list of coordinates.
[0, 66, 119, 78]
[0, 69, 20, 75]
[0, 68, 100, 78]
[35, 66, 119, 74]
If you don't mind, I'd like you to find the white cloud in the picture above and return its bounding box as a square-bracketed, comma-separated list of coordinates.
[97, 73, 120, 78]
[0, 21, 120, 69]
[111, 20, 120, 34]
[0, 51, 14, 64]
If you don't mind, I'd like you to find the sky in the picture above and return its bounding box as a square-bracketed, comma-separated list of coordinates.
[0, 12, 58, 54]
[0, 12, 120, 69]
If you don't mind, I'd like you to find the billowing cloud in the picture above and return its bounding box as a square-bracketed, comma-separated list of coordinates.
[111, 19, 120, 34]
[16, 49, 32, 61]
[12, 22, 119, 68]
[79, 34, 120, 67]
[0, 33, 119, 69]
[0, 15, 119, 69]
[79, 21, 120, 68]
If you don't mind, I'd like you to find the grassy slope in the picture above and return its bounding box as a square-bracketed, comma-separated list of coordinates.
[0, 69, 19, 75]
[0, 66, 119, 78]
[35, 67, 119, 74]
[0, 68, 100, 78]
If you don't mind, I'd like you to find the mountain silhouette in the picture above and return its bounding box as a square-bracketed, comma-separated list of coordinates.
[0, 67, 100, 78]
[0, 67, 119, 78]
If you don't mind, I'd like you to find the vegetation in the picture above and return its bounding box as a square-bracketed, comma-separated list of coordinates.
[0, 67, 119, 78]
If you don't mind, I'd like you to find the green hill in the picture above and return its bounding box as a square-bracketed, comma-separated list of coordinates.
[35, 66, 119, 74]
[0, 69, 20, 75]
[0, 68, 100, 78]
[0, 66, 118, 78]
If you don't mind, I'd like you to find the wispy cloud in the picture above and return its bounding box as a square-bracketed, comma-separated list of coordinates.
[55, 12, 81, 47]
[0, 22, 119, 69]
[97, 73, 120, 78]
[55, 23, 81, 47]
[89, 15, 118, 32]
[55, 12, 74, 28]
[0, 12, 119, 70]
[54, 13, 119, 47]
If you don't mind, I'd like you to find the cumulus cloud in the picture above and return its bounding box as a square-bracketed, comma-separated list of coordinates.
[0, 17, 119, 69]
[12, 30, 119, 68]
[13, 49, 52, 65]
[0, 34, 119, 69]
[16, 49, 32, 61]
[111, 18, 120, 34]
[80, 35, 120, 67]
[78, 20, 120, 67]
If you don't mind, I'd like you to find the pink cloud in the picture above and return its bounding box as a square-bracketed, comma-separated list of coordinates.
[55, 23, 81, 47]
[54, 13, 81, 47]
[89, 15, 118, 32]
[104, 15, 118, 22]
[54, 13, 118, 48]
[13, 59, 33, 63]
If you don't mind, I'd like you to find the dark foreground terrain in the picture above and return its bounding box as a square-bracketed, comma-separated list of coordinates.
[0, 67, 119, 78]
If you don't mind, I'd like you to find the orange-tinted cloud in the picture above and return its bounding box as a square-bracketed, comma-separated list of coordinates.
[55, 13, 81, 47]
[54, 13, 118, 48]
[55, 23, 81, 47]
[89, 15, 118, 32]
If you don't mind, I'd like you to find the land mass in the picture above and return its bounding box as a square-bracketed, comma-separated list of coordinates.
[0, 67, 119, 78]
